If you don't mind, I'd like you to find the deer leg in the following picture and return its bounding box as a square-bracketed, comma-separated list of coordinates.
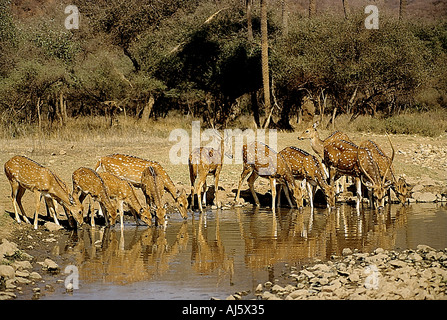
[202, 180, 207, 207]
[33, 190, 42, 230]
[12, 183, 29, 224]
[270, 178, 277, 212]
[119, 200, 124, 232]
[247, 171, 260, 206]
[306, 181, 314, 209]
[235, 165, 252, 203]
[214, 168, 221, 208]
[45, 197, 60, 225]
[355, 177, 362, 210]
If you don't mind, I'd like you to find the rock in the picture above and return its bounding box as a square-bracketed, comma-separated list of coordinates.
[300, 269, 315, 279]
[29, 272, 42, 280]
[389, 260, 407, 268]
[255, 283, 263, 292]
[0, 265, 15, 280]
[271, 284, 285, 293]
[0, 291, 16, 300]
[15, 270, 30, 278]
[44, 222, 63, 232]
[342, 248, 353, 256]
[412, 192, 437, 203]
[417, 244, 436, 253]
[12, 260, 33, 271]
[41, 258, 59, 272]
[0, 239, 19, 258]
[288, 289, 308, 299]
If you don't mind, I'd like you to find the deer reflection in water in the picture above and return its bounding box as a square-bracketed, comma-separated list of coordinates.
[56, 204, 409, 289]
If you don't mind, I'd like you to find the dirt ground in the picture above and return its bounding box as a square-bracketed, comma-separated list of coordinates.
[0, 129, 446, 236]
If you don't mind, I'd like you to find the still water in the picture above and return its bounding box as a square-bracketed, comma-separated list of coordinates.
[44, 203, 447, 300]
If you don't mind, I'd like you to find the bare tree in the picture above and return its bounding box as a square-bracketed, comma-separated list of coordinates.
[399, 0, 407, 20]
[260, 0, 271, 128]
[342, 0, 350, 19]
[309, 0, 316, 18]
[246, 0, 253, 42]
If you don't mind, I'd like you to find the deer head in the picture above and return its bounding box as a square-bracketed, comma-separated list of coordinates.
[298, 121, 319, 141]
[358, 134, 395, 208]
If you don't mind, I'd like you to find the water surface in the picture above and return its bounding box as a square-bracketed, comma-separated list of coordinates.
[44, 203, 447, 300]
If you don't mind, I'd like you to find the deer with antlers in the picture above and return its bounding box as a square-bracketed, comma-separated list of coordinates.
[235, 141, 304, 211]
[189, 130, 232, 212]
[95, 154, 188, 220]
[279, 147, 336, 208]
[98, 171, 152, 229]
[141, 165, 167, 227]
[4, 155, 84, 229]
[357, 135, 396, 208]
[72, 167, 119, 227]
[361, 139, 410, 204]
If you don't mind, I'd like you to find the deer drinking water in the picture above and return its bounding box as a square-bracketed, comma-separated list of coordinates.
[4, 155, 83, 229]
[279, 147, 336, 208]
[235, 141, 304, 211]
[95, 154, 188, 220]
[72, 167, 118, 227]
[98, 171, 152, 229]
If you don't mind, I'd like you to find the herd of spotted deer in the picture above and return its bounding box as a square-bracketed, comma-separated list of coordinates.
[3, 122, 410, 231]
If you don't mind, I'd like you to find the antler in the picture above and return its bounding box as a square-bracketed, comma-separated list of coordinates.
[382, 132, 395, 186]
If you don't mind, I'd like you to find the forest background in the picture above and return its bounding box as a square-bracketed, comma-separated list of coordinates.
[1, 0, 447, 138]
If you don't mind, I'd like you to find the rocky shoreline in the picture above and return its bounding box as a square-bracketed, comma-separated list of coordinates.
[0, 222, 74, 300]
[225, 245, 447, 300]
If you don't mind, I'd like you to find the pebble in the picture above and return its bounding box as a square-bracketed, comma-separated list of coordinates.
[251, 245, 447, 300]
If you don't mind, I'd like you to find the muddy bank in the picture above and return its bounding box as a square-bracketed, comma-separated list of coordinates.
[225, 245, 447, 300]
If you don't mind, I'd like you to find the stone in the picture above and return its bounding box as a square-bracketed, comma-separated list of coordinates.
[0, 291, 16, 300]
[12, 260, 33, 271]
[417, 244, 436, 253]
[29, 272, 42, 280]
[300, 269, 315, 279]
[412, 192, 437, 203]
[342, 248, 353, 256]
[271, 284, 285, 293]
[44, 222, 63, 232]
[0, 265, 15, 280]
[255, 283, 263, 292]
[0, 239, 19, 258]
[42, 258, 59, 271]
[389, 260, 407, 268]
[15, 270, 30, 278]
[288, 289, 308, 299]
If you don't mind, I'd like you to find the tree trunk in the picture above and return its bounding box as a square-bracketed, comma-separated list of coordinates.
[141, 94, 155, 121]
[342, 0, 349, 19]
[246, 0, 253, 42]
[309, 0, 316, 18]
[260, 0, 271, 129]
[399, 0, 407, 20]
[123, 46, 140, 72]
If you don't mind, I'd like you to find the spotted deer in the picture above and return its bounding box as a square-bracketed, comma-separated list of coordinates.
[98, 171, 152, 229]
[4, 155, 84, 229]
[357, 135, 395, 208]
[298, 121, 352, 192]
[323, 139, 364, 208]
[362, 138, 409, 204]
[72, 167, 118, 227]
[279, 147, 336, 208]
[235, 141, 304, 211]
[189, 130, 232, 212]
[141, 165, 167, 227]
[95, 154, 188, 220]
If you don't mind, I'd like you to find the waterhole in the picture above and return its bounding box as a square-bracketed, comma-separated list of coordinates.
[43, 203, 447, 300]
